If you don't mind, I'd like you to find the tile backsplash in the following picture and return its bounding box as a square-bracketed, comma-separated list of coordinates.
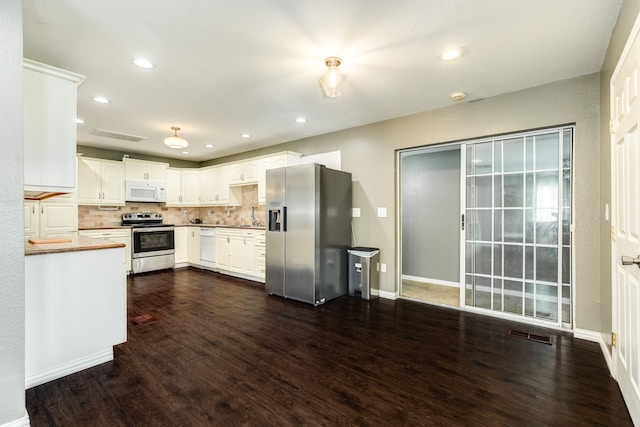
[78, 184, 266, 228]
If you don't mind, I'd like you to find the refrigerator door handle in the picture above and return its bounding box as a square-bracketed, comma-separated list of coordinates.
[283, 206, 287, 232]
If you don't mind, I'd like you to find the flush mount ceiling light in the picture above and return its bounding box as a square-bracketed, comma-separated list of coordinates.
[296, 117, 307, 123]
[450, 91, 467, 101]
[439, 48, 463, 61]
[240, 133, 251, 138]
[133, 58, 154, 69]
[164, 126, 188, 149]
[92, 96, 110, 104]
[319, 56, 346, 98]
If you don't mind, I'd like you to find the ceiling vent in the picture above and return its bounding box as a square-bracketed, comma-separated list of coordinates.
[90, 128, 148, 142]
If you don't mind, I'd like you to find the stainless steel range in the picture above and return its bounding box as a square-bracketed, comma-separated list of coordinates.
[122, 212, 175, 274]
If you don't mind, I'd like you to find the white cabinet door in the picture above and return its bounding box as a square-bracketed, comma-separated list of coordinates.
[24, 60, 84, 192]
[229, 161, 258, 185]
[174, 227, 188, 263]
[216, 233, 231, 269]
[77, 158, 104, 204]
[181, 170, 201, 206]
[228, 234, 245, 272]
[99, 161, 125, 205]
[124, 158, 168, 182]
[25, 194, 78, 238]
[244, 234, 257, 275]
[40, 201, 78, 236]
[187, 228, 201, 264]
[77, 158, 124, 205]
[257, 157, 272, 205]
[166, 168, 182, 206]
[79, 229, 131, 273]
[24, 201, 39, 237]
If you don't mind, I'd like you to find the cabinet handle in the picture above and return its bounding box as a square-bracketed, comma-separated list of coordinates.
[41, 206, 44, 214]
[32, 206, 35, 214]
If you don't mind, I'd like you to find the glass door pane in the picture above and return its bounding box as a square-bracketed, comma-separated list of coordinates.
[464, 127, 572, 326]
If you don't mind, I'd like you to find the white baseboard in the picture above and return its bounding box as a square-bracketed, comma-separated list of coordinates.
[25, 348, 114, 389]
[375, 289, 399, 300]
[0, 411, 30, 427]
[574, 328, 613, 376]
[402, 274, 459, 288]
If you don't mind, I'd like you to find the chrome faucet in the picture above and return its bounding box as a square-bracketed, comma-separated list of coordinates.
[251, 206, 258, 226]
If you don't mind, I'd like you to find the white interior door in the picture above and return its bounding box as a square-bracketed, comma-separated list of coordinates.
[611, 12, 640, 425]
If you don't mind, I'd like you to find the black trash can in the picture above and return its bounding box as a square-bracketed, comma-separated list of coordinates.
[347, 247, 380, 300]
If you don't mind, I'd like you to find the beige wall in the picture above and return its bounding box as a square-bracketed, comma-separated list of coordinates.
[221, 73, 602, 330]
[0, 0, 26, 424]
[599, 0, 640, 346]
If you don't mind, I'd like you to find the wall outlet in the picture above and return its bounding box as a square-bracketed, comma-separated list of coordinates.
[352, 208, 361, 218]
[380, 263, 387, 273]
[183, 209, 189, 216]
[377, 207, 387, 217]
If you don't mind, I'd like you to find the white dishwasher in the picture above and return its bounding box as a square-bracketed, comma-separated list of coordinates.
[199, 228, 217, 269]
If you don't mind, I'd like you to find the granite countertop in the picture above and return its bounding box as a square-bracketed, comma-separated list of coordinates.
[25, 235, 125, 256]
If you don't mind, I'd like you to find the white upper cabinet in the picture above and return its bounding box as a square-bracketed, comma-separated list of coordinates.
[200, 165, 240, 206]
[166, 168, 200, 206]
[124, 158, 168, 183]
[229, 161, 258, 185]
[77, 157, 125, 205]
[24, 59, 85, 193]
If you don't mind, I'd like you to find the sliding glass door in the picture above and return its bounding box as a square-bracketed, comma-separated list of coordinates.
[464, 127, 572, 326]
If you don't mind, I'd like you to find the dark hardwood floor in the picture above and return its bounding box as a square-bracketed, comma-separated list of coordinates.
[26, 268, 631, 426]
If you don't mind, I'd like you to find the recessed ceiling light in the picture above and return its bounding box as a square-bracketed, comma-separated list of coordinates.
[240, 133, 251, 138]
[296, 117, 307, 123]
[133, 58, 154, 69]
[205, 144, 214, 148]
[76, 118, 85, 124]
[92, 96, 110, 104]
[439, 48, 463, 61]
[181, 151, 189, 155]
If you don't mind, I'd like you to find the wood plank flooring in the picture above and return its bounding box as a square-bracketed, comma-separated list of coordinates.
[26, 268, 632, 426]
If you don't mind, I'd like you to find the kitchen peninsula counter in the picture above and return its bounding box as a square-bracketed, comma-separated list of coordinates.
[25, 234, 127, 388]
[25, 234, 124, 256]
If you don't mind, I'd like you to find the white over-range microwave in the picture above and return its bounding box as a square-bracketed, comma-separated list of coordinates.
[125, 181, 167, 203]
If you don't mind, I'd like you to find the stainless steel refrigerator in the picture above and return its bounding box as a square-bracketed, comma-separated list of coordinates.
[266, 163, 352, 306]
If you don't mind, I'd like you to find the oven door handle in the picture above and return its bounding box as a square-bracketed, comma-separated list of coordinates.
[132, 227, 175, 233]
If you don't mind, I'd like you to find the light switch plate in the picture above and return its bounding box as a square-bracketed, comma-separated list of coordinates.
[380, 263, 387, 272]
[352, 208, 361, 217]
[377, 207, 387, 217]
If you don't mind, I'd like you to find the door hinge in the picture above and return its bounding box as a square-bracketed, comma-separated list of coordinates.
[611, 226, 616, 241]
[610, 119, 615, 134]
[612, 332, 617, 347]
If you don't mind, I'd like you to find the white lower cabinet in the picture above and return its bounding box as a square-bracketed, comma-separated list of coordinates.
[174, 227, 188, 264]
[215, 228, 263, 282]
[79, 229, 132, 273]
[24, 193, 78, 238]
[175, 227, 201, 266]
[187, 227, 200, 265]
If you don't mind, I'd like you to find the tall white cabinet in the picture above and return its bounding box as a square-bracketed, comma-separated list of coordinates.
[24, 59, 84, 194]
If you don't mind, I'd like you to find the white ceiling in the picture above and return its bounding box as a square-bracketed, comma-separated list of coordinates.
[23, 0, 622, 162]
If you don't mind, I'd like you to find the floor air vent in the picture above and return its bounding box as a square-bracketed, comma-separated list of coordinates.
[507, 328, 552, 345]
[132, 313, 160, 325]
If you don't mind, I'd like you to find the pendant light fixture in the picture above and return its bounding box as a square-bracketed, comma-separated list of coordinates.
[164, 126, 188, 149]
[319, 56, 346, 98]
